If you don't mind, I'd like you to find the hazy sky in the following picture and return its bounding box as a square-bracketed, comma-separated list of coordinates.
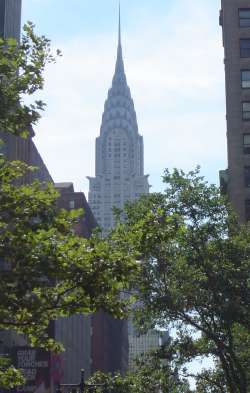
[21, 0, 226, 195]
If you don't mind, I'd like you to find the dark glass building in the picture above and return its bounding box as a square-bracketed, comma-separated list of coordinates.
[0, 0, 22, 40]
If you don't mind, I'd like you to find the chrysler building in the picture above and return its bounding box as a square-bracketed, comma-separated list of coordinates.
[88, 11, 149, 231]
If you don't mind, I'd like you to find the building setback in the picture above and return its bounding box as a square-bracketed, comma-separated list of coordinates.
[220, 0, 250, 221]
[88, 11, 149, 374]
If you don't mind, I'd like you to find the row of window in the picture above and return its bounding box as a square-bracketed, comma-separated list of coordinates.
[240, 7, 250, 57]
[240, 10, 250, 160]
[107, 153, 128, 158]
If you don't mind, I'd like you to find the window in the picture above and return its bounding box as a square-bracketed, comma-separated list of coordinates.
[239, 9, 250, 27]
[69, 200, 75, 209]
[240, 39, 250, 57]
[243, 133, 250, 153]
[245, 200, 250, 221]
[241, 70, 250, 88]
[242, 102, 250, 120]
[244, 166, 250, 187]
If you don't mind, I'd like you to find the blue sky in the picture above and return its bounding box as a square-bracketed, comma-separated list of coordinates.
[21, 0, 226, 195]
[22, 0, 176, 39]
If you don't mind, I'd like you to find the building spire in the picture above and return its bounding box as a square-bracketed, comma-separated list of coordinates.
[114, 2, 125, 77]
[118, 2, 121, 47]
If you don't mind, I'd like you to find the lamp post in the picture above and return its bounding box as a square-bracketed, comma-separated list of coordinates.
[56, 369, 109, 393]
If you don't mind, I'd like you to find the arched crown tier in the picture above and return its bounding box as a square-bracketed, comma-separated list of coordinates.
[100, 7, 139, 136]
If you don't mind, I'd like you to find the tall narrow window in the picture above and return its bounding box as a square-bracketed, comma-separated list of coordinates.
[244, 166, 250, 187]
[242, 102, 250, 120]
[245, 199, 250, 221]
[239, 9, 250, 27]
[241, 70, 250, 88]
[69, 200, 75, 209]
[240, 39, 250, 57]
[243, 133, 250, 154]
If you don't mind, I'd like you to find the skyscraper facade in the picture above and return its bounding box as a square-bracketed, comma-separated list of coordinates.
[88, 14, 149, 231]
[88, 12, 149, 374]
[220, 0, 250, 222]
[0, 0, 22, 40]
[128, 326, 169, 371]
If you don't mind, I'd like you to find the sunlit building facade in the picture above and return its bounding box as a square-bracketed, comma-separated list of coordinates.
[88, 14, 149, 232]
[88, 12, 149, 374]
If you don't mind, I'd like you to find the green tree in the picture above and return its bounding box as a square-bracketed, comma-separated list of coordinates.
[88, 348, 191, 393]
[0, 21, 59, 136]
[195, 367, 228, 393]
[0, 24, 137, 388]
[110, 168, 250, 393]
[0, 159, 136, 345]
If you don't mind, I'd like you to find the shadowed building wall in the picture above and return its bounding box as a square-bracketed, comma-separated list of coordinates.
[0, 0, 22, 40]
[220, 0, 250, 222]
[54, 183, 98, 383]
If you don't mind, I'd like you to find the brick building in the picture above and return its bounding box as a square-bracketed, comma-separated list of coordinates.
[220, 0, 250, 221]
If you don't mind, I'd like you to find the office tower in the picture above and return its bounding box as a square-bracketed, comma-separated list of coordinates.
[89, 11, 149, 374]
[128, 326, 169, 371]
[220, 0, 250, 221]
[88, 11, 149, 232]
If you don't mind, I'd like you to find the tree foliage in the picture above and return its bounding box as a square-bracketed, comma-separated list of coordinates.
[111, 168, 250, 393]
[0, 156, 137, 347]
[88, 347, 191, 393]
[0, 21, 60, 136]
